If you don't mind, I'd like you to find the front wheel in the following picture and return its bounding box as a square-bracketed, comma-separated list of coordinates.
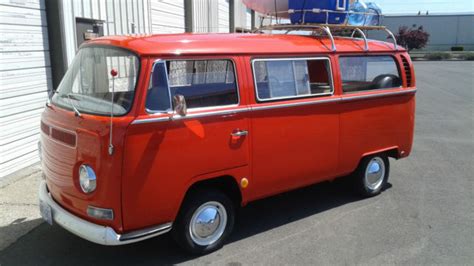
[172, 189, 235, 255]
[353, 155, 390, 197]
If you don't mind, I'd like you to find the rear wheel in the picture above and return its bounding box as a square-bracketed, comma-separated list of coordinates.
[172, 189, 235, 254]
[353, 155, 390, 197]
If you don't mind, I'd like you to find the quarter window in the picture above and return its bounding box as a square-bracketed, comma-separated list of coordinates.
[146, 59, 238, 111]
[340, 56, 402, 93]
[253, 58, 333, 101]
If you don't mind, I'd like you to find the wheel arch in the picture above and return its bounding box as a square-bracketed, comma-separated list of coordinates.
[352, 146, 399, 174]
[361, 146, 400, 160]
[181, 175, 243, 211]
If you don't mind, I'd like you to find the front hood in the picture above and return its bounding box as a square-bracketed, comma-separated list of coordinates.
[40, 105, 133, 232]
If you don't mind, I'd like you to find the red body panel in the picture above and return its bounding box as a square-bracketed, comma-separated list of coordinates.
[40, 107, 132, 231]
[88, 34, 401, 56]
[41, 34, 416, 234]
[40, 58, 149, 232]
[338, 91, 415, 173]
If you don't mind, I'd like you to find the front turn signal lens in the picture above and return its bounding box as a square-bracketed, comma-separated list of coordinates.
[87, 206, 114, 220]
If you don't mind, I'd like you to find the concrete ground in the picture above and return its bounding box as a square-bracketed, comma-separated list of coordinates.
[0, 61, 473, 265]
[0, 164, 42, 251]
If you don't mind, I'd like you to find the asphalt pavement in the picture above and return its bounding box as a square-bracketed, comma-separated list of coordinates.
[0, 61, 473, 265]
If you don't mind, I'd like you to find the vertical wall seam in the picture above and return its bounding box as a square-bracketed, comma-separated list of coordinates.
[125, 0, 129, 33]
[80, 0, 84, 17]
[131, 0, 135, 33]
[112, 0, 117, 35]
[90, 0, 93, 19]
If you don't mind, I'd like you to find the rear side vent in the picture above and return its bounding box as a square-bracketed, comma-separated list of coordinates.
[401, 56, 412, 87]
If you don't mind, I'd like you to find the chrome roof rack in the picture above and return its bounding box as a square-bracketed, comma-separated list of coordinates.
[253, 24, 398, 52]
[252, 8, 398, 52]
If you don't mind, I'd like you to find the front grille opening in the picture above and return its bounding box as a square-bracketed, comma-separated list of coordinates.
[51, 128, 76, 147]
[41, 121, 50, 135]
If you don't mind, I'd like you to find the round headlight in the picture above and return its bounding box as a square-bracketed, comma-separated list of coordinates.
[79, 165, 97, 193]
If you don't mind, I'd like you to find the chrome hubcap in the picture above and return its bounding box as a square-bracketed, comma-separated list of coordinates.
[189, 201, 227, 246]
[364, 157, 385, 191]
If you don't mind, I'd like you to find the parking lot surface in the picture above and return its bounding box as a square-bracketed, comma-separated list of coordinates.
[0, 61, 473, 265]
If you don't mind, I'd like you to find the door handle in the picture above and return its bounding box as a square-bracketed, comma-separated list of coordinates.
[231, 130, 248, 137]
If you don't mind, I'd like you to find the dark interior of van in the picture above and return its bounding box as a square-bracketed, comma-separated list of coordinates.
[343, 74, 402, 93]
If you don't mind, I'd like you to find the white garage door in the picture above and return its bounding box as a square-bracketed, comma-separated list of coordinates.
[150, 0, 185, 33]
[0, 0, 51, 178]
[193, 0, 229, 33]
[218, 0, 230, 33]
[60, 0, 151, 66]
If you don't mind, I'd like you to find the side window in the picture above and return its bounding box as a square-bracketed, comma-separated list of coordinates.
[340, 56, 402, 93]
[168, 60, 238, 109]
[145, 59, 238, 111]
[253, 58, 333, 101]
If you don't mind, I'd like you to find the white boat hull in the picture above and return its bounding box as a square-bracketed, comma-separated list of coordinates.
[242, 0, 289, 17]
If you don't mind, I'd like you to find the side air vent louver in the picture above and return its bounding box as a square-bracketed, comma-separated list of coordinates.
[401, 56, 412, 87]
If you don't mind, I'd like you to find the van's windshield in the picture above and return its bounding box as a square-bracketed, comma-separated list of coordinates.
[52, 46, 139, 116]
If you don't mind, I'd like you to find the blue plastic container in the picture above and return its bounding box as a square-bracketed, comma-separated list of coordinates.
[289, 0, 349, 24]
[366, 2, 382, 26]
[348, 0, 368, 26]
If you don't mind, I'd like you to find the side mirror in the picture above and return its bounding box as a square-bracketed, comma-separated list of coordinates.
[173, 94, 187, 117]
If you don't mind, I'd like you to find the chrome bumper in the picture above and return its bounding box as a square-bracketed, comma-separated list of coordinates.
[38, 180, 172, 245]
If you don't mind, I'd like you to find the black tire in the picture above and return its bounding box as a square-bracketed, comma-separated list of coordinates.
[172, 188, 235, 255]
[353, 154, 390, 197]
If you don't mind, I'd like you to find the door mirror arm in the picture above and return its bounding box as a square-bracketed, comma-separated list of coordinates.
[172, 94, 187, 117]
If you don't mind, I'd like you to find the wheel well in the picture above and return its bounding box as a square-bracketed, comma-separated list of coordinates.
[184, 176, 242, 208]
[355, 148, 399, 171]
[385, 148, 400, 159]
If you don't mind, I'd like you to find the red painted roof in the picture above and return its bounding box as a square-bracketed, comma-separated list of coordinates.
[86, 33, 404, 56]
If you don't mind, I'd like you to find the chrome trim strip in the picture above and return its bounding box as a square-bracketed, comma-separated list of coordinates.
[342, 88, 417, 102]
[131, 116, 170, 125]
[251, 97, 341, 111]
[255, 91, 334, 103]
[120, 223, 173, 241]
[185, 104, 239, 113]
[132, 89, 417, 123]
[251, 57, 335, 102]
[132, 108, 250, 124]
[38, 180, 172, 245]
[172, 108, 250, 121]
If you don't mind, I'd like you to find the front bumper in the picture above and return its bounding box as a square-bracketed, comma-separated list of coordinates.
[38, 180, 172, 245]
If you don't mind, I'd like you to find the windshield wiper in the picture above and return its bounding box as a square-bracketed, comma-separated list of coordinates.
[67, 94, 82, 117]
[58, 92, 82, 117]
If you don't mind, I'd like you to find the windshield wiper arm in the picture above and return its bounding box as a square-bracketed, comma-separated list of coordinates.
[59, 93, 82, 117]
[67, 93, 82, 117]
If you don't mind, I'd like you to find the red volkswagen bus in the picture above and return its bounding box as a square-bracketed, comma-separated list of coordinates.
[38, 27, 416, 254]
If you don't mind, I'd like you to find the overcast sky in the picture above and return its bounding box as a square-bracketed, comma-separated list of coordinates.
[370, 0, 474, 14]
